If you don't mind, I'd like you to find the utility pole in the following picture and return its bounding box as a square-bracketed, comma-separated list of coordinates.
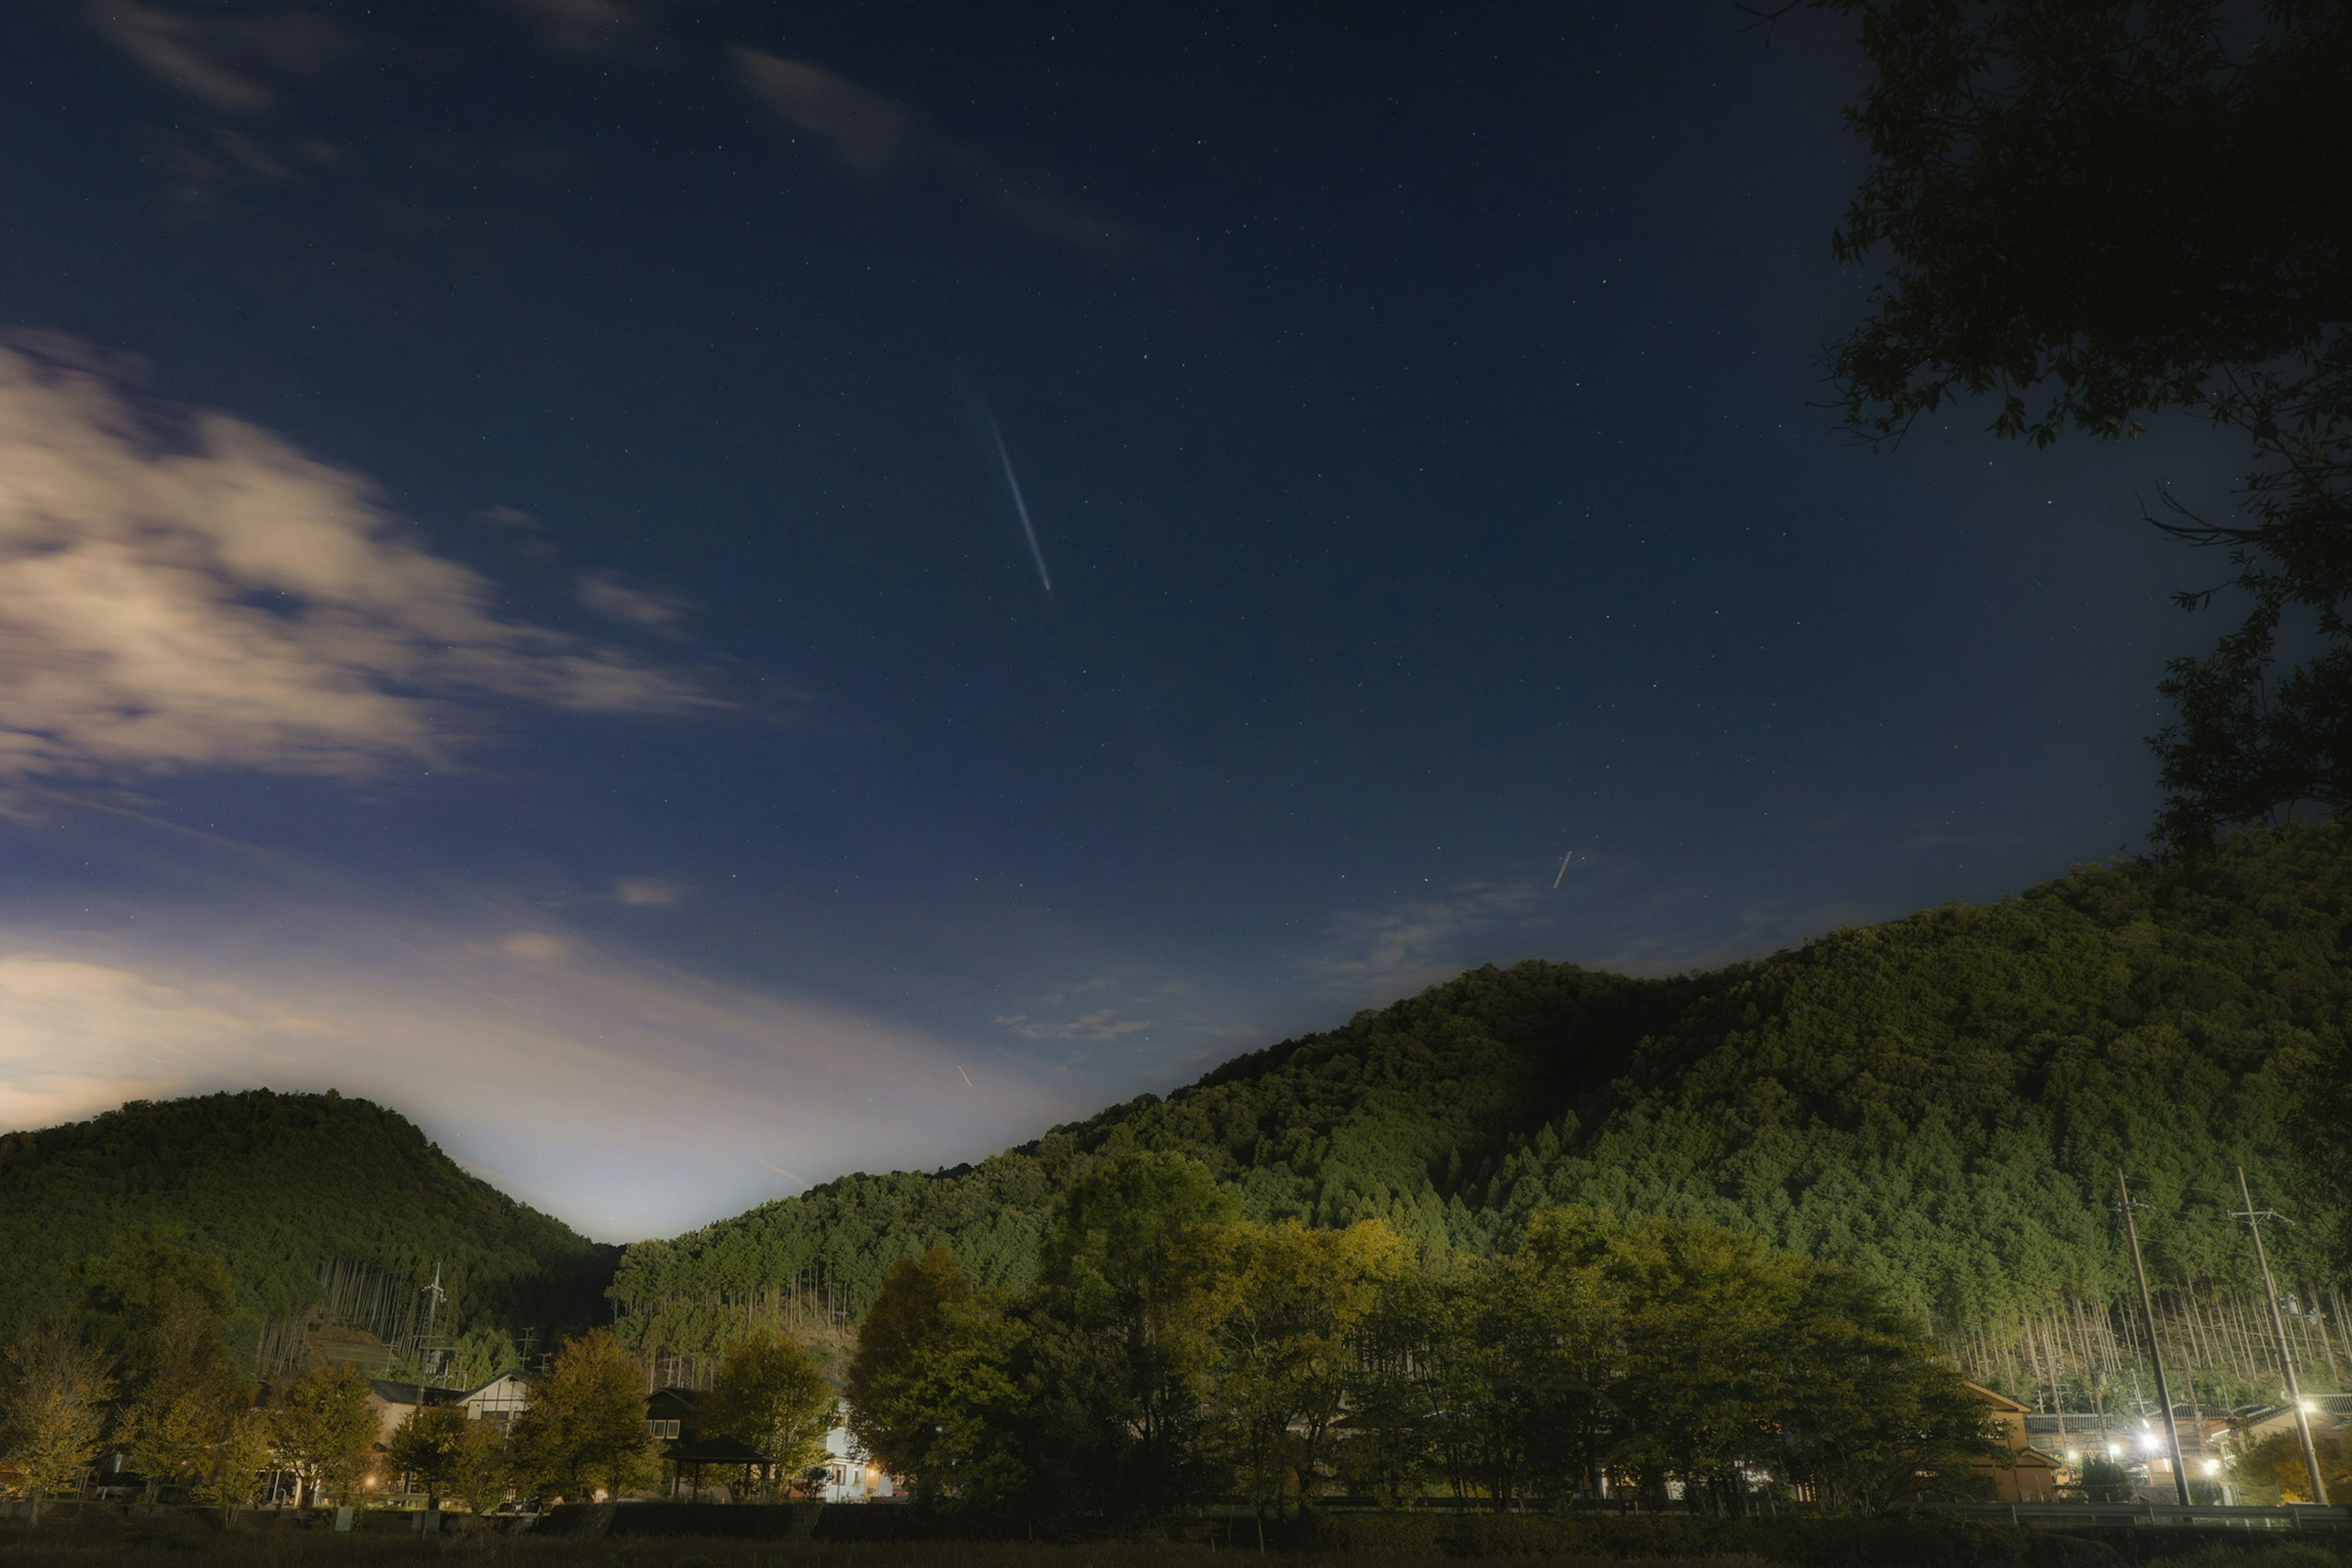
[417, 1265, 447, 1416]
[2236, 1167, 2329, 1506]
[2117, 1170, 2191, 1504]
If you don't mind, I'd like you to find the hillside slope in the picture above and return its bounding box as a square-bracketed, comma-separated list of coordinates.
[0, 1089, 614, 1351]
[612, 825, 2350, 1353]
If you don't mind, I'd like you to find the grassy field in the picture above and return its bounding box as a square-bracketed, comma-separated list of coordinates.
[0, 1513, 2346, 1568]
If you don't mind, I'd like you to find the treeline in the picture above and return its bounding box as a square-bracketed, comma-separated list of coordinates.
[0, 1227, 835, 1515]
[0, 1091, 616, 1359]
[615, 826, 2352, 1366]
[843, 1151, 2004, 1526]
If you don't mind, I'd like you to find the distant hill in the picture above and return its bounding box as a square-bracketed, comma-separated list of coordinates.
[0, 1090, 616, 1359]
[610, 824, 2348, 1363]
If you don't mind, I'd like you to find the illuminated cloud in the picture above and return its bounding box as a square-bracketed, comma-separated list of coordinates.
[500, 931, 567, 962]
[0, 911, 1072, 1239]
[0, 341, 712, 780]
[612, 877, 684, 907]
[576, 570, 691, 629]
[483, 0, 648, 56]
[1300, 880, 1548, 998]
[993, 1006, 1151, 1042]
[85, 1, 354, 114]
[729, 48, 1136, 254]
[0, 954, 287, 1128]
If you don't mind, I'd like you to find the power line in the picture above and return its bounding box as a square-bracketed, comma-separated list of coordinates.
[2116, 1170, 2191, 1504]
[2234, 1167, 2331, 1506]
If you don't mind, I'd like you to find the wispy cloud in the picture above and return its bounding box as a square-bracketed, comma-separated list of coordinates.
[729, 48, 1136, 255]
[86, 1, 355, 114]
[482, 0, 647, 56]
[1298, 880, 1550, 1000]
[612, 876, 683, 907]
[576, 569, 692, 630]
[0, 338, 713, 782]
[994, 1007, 1152, 1042]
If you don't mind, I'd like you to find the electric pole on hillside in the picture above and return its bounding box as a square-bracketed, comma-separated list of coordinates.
[2116, 1170, 2191, 1504]
[417, 1264, 447, 1418]
[2235, 1167, 2330, 1506]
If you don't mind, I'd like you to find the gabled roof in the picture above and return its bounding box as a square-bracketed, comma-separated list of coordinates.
[1964, 1381, 2032, 1414]
[459, 1370, 534, 1397]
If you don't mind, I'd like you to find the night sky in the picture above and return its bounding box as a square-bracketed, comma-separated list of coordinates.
[0, 0, 2241, 1238]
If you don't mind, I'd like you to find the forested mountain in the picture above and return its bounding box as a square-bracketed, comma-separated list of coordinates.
[0, 1090, 615, 1358]
[611, 824, 2350, 1368]
[11, 829, 2345, 1401]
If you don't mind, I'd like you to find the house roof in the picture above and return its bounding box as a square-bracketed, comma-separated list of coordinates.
[460, 1370, 534, 1397]
[1964, 1381, 2032, 1414]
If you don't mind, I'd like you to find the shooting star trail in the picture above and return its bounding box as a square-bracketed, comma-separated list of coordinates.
[957, 1065, 974, 1089]
[984, 409, 1054, 594]
[1553, 852, 1573, 889]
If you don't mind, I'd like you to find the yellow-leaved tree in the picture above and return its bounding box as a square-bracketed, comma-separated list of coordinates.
[0, 1321, 115, 1525]
[510, 1329, 658, 1503]
[1192, 1218, 1406, 1523]
[268, 1361, 377, 1508]
[699, 1329, 835, 1496]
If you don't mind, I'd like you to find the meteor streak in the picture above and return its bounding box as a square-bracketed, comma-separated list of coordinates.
[1553, 851, 1572, 889]
[984, 409, 1053, 594]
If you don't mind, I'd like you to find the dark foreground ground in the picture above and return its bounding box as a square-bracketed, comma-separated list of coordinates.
[1, 1512, 2348, 1568]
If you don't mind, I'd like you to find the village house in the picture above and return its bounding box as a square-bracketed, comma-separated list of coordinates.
[461, 1370, 535, 1436]
[644, 1385, 699, 1443]
[1965, 1383, 2065, 1502]
[363, 1381, 468, 1446]
[818, 1422, 902, 1502]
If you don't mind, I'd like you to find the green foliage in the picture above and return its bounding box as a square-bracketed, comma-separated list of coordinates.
[104, 1234, 259, 1505]
[1335, 1207, 1996, 1514]
[448, 1325, 522, 1391]
[617, 827, 2351, 1351]
[0, 1321, 114, 1517]
[2233, 1430, 2350, 1505]
[854, 1194, 1991, 1523]
[846, 1249, 1028, 1509]
[1804, 0, 2352, 841]
[2076, 1454, 2135, 1503]
[698, 1329, 835, 1484]
[187, 1405, 274, 1517]
[74, 1229, 237, 1389]
[0, 1090, 612, 1356]
[118, 1363, 258, 1505]
[389, 1403, 503, 1511]
[508, 1328, 659, 1502]
[1193, 1218, 1407, 1518]
[1012, 1153, 1241, 1523]
[266, 1360, 375, 1507]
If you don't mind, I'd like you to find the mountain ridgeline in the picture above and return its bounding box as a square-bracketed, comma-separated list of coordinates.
[0, 1090, 616, 1359]
[612, 824, 2350, 1368]
[2, 827, 2343, 1398]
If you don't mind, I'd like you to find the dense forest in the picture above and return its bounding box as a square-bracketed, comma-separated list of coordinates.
[0, 1090, 616, 1365]
[6, 829, 2345, 1407]
[612, 825, 2352, 1398]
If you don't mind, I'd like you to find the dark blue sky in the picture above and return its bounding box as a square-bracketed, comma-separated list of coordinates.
[0, 0, 2237, 1235]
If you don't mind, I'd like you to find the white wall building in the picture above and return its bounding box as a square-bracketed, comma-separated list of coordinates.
[460, 1371, 535, 1436]
[817, 1424, 900, 1502]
